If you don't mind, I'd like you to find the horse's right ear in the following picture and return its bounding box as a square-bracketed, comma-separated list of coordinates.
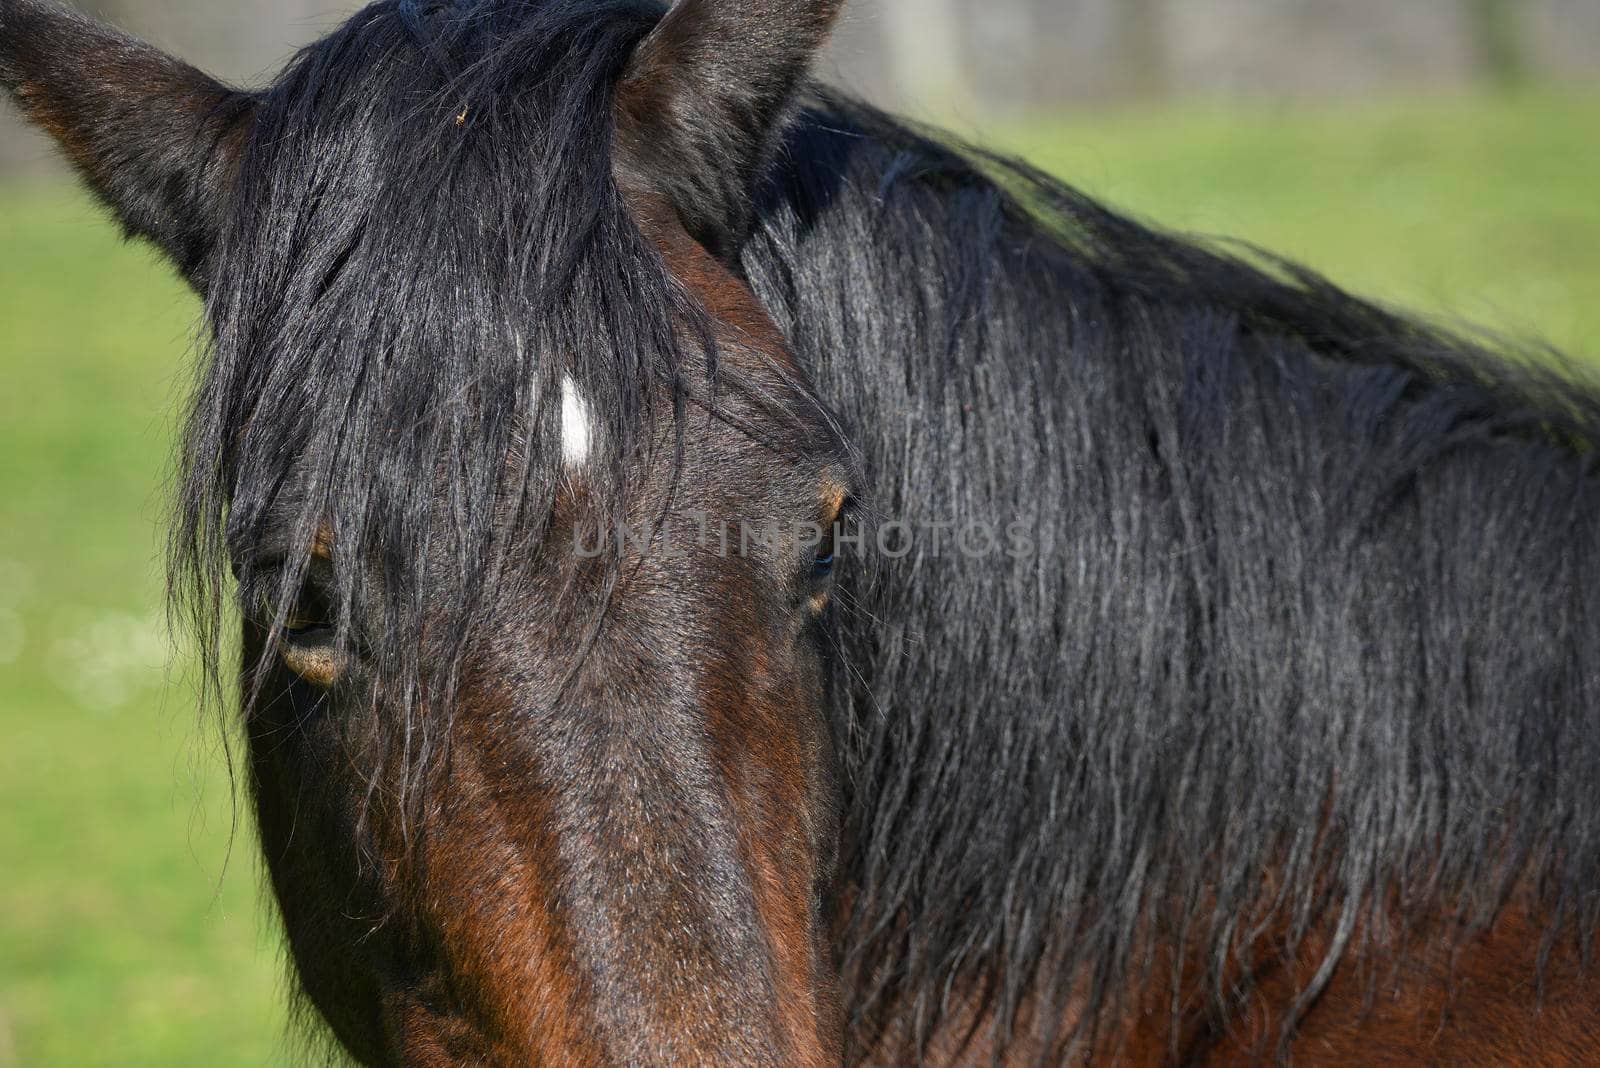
[0, 0, 256, 287]
[614, 0, 844, 261]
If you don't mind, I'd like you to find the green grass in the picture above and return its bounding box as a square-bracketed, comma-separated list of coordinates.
[1, 89, 1597, 1066]
[0, 196, 289, 1066]
[988, 90, 1600, 360]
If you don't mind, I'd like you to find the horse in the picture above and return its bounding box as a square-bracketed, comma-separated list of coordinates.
[5, 0, 1600, 1063]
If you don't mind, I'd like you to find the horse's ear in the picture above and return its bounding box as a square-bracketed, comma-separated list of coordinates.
[615, 0, 844, 259]
[0, 0, 256, 287]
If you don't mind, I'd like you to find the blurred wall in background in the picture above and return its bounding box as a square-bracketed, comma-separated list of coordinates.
[837, 0, 1600, 113]
[0, 0, 359, 173]
[5, 0, 1599, 174]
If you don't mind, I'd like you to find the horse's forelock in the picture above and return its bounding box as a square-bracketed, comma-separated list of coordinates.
[174, 0, 691, 779]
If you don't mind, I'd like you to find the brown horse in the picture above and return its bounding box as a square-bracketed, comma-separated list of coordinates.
[5, 0, 1600, 1063]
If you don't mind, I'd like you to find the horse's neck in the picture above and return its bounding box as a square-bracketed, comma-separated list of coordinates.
[750, 109, 1600, 1063]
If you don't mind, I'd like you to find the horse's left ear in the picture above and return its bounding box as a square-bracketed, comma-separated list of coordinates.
[615, 0, 844, 260]
[0, 0, 257, 288]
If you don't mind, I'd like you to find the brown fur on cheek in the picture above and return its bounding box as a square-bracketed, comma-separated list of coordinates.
[244, 614, 606, 1065]
[696, 576, 844, 1067]
[390, 713, 609, 1066]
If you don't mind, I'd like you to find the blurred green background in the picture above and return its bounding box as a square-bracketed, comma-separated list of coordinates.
[2, 88, 1598, 1066]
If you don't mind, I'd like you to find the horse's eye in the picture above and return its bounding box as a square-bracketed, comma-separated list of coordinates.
[283, 614, 333, 639]
[264, 582, 342, 686]
[258, 582, 335, 640]
[811, 521, 840, 582]
[812, 549, 836, 580]
[282, 589, 335, 639]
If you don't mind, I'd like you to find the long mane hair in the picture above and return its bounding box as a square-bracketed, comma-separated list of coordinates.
[746, 97, 1600, 1055]
[172, 0, 715, 814]
[156, 0, 1600, 1059]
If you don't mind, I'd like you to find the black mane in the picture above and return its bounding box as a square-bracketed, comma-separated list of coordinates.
[747, 98, 1600, 1055]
